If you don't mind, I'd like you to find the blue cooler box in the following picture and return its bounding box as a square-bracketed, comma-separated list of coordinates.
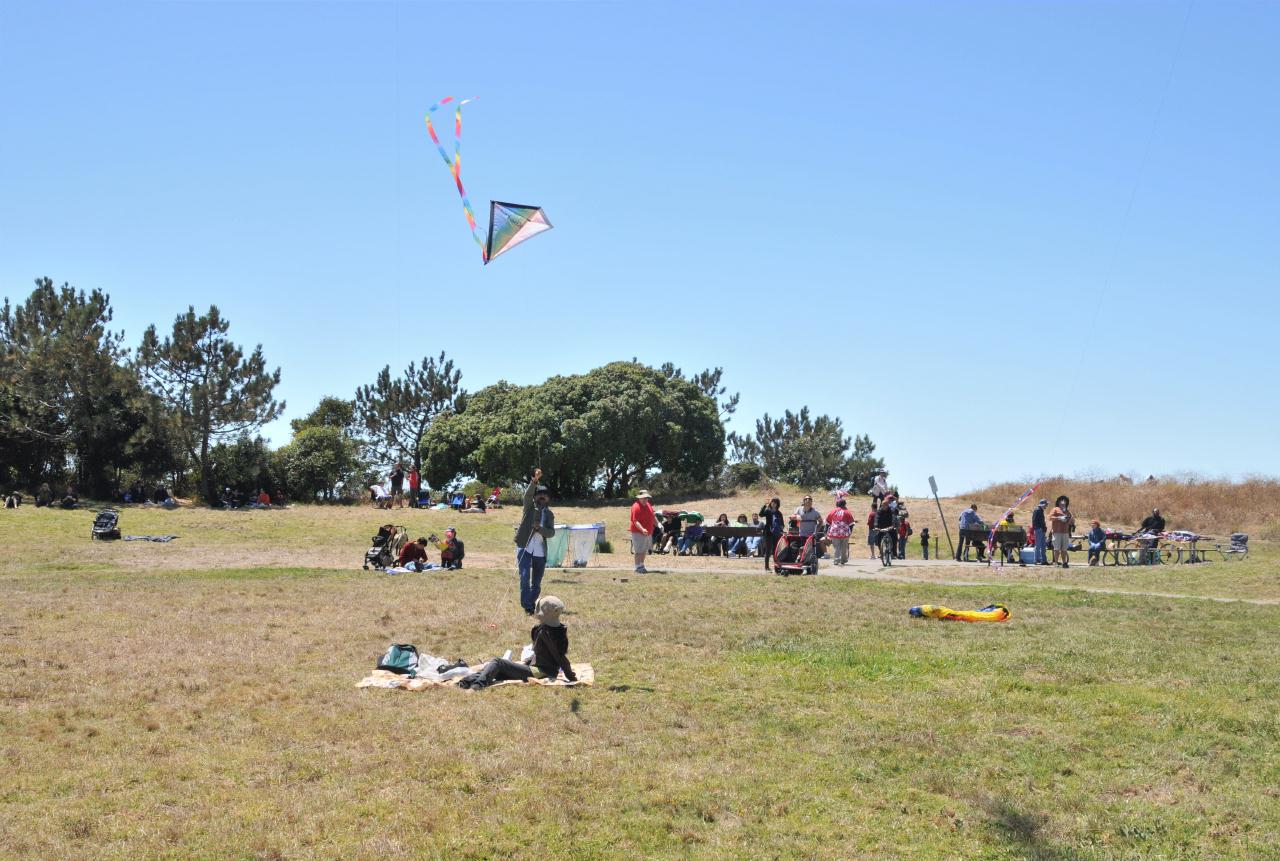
[1019, 548, 1036, 564]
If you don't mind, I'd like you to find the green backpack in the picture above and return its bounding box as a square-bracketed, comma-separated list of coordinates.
[376, 643, 420, 677]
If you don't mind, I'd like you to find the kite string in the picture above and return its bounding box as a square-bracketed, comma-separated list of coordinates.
[425, 96, 487, 260]
[986, 480, 1041, 565]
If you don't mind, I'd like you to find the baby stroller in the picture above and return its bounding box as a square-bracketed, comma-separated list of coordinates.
[91, 509, 121, 540]
[363, 524, 408, 570]
[773, 532, 818, 576]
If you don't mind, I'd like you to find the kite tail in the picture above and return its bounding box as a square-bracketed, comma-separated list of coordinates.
[425, 96, 486, 257]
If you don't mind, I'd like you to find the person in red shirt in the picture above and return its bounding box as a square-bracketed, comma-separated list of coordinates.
[629, 490, 656, 574]
[397, 538, 429, 571]
[408, 467, 420, 508]
[866, 502, 879, 559]
[825, 496, 855, 566]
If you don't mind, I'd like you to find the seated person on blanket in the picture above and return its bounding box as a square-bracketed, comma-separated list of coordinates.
[397, 537, 432, 571]
[457, 595, 577, 689]
[436, 527, 465, 569]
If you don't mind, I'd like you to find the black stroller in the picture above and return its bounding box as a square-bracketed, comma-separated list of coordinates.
[91, 509, 121, 540]
[364, 524, 408, 570]
[773, 531, 818, 576]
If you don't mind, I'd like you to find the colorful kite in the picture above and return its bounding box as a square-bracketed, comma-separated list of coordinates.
[909, 603, 1011, 623]
[425, 97, 553, 264]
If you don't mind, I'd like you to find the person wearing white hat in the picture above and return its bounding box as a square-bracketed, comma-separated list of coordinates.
[630, 490, 656, 573]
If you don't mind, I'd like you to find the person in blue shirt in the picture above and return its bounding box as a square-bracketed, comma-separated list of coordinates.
[956, 503, 987, 562]
[1087, 519, 1107, 566]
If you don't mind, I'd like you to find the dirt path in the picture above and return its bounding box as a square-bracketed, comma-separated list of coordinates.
[586, 558, 1280, 607]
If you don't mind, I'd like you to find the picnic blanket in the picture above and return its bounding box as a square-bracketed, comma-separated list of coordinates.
[122, 535, 179, 542]
[358, 663, 594, 691]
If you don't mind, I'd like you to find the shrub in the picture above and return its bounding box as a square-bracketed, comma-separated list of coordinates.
[726, 461, 763, 488]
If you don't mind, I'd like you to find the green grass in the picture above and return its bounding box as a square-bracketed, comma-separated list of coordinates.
[1, 504, 1278, 858]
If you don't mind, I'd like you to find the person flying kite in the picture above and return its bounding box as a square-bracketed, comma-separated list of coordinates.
[424, 97, 553, 264]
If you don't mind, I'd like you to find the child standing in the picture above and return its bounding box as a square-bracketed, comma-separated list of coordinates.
[919, 526, 931, 560]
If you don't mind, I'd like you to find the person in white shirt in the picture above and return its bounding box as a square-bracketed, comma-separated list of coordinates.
[514, 468, 556, 615]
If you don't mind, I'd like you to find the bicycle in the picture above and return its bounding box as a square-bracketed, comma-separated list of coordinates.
[878, 527, 896, 567]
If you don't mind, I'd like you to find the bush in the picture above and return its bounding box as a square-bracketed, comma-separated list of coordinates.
[725, 461, 763, 488]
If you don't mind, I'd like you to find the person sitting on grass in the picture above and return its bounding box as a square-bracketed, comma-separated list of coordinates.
[396, 537, 431, 571]
[370, 484, 392, 510]
[1087, 519, 1107, 566]
[457, 595, 577, 690]
[438, 528, 465, 569]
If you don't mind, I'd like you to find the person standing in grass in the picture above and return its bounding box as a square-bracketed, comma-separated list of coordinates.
[1050, 495, 1075, 568]
[824, 496, 855, 566]
[629, 490, 656, 573]
[759, 498, 784, 572]
[919, 526, 931, 560]
[407, 466, 420, 508]
[515, 468, 555, 615]
[389, 462, 405, 508]
[1031, 499, 1050, 566]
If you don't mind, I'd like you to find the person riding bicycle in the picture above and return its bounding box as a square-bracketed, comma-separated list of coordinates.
[873, 497, 897, 566]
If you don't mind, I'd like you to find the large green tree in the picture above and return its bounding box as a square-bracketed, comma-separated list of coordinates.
[420, 361, 724, 498]
[0, 278, 164, 495]
[280, 397, 364, 500]
[136, 305, 283, 503]
[735, 407, 885, 490]
[354, 353, 463, 474]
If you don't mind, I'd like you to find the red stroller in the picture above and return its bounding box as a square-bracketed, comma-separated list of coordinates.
[773, 532, 818, 576]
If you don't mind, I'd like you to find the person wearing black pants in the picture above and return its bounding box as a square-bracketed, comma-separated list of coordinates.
[759, 497, 785, 572]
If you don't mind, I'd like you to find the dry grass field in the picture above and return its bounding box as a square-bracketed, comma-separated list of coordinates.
[2, 490, 1278, 859]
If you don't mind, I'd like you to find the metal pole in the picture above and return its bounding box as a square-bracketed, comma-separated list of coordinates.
[929, 476, 955, 559]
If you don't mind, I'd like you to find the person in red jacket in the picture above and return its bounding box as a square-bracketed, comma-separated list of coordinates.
[397, 538, 430, 571]
[630, 490, 656, 573]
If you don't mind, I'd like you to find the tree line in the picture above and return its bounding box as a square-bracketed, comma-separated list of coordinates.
[1, 278, 883, 502]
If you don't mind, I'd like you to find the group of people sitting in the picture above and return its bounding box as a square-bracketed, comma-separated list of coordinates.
[650, 511, 765, 557]
[394, 528, 466, 571]
[5, 483, 82, 509]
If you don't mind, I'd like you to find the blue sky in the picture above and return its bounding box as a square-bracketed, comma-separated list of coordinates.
[2, 0, 1277, 495]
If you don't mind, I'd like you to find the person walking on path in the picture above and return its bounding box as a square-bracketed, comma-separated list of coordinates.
[825, 496, 855, 566]
[1049, 495, 1075, 568]
[867, 502, 880, 558]
[629, 490, 656, 573]
[515, 468, 555, 615]
[1031, 499, 1049, 565]
[793, 495, 822, 537]
[759, 498, 785, 572]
